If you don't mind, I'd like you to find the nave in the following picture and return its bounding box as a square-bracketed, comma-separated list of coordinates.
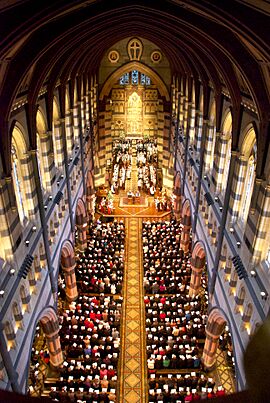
[28, 206, 236, 402]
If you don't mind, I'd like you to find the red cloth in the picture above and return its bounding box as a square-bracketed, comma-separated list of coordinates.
[84, 319, 94, 329]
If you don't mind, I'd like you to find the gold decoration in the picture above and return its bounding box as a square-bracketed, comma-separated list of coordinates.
[108, 50, 120, 63]
[127, 38, 143, 61]
[151, 50, 162, 63]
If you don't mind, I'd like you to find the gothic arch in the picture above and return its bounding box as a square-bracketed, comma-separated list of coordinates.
[60, 239, 78, 301]
[240, 124, 257, 157]
[38, 308, 63, 365]
[75, 198, 88, 251]
[222, 109, 233, 136]
[180, 199, 192, 253]
[173, 171, 181, 220]
[99, 61, 170, 101]
[182, 198, 192, 227]
[86, 170, 95, 218]
[174, 171, 181, 192]
[36, 109, 47, 134]
[25, 306, 63, 390]
[202, 307, 227, 370]
[11, 123, 28, 222]
[36, 108, 50, 190]
[189, 241, 206, 297]
[11, 123, 28, 155]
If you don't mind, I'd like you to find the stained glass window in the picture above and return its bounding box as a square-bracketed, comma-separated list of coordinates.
[131, 70, 139, 85]
[120, 73, 129, 85]
[145, 76, 151, 86]
[119, 70, 151, 86]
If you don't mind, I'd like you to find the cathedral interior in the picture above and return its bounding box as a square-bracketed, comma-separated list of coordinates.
[0, 1, 270, 402]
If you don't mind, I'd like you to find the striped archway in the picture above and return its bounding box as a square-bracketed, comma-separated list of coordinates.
[39, 307, 63, 368]
[202, 308, 227, 370]
[86, 169, 95, 220]
[173, 171, 182, 220]
[189, 241, 206, 297]
[180, 198, 192, 253]
[61, 240, 78, 302]
[75, 198, 88, 251]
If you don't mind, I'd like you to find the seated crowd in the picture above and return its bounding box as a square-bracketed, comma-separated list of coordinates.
[46, 220, 125, 402]
[143, 220, 192, 294]
[143, 219, 224, 401]
[145, 294, 206, 370]
[148, 373, 226, 402]
[76, 220, 125, 294]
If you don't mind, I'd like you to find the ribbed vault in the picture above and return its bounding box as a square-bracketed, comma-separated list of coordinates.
[0, 0, 269, 176]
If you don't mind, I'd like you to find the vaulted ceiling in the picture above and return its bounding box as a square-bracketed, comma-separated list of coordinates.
[0, 0, 269, 158]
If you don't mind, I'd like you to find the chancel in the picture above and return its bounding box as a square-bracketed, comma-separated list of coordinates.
[0, 2, 269, 403]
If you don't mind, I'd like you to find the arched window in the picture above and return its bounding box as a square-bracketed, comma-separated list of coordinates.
[120, 73, 129, 85]
[119, 70, 151, 86]
[131, 70, 139, 85]
[220, 111, 232, 194]
[36, 109, 47, 191]
[239, 128, 257, 227]
[222, 137, 232, 193]
[11, 144, 26, 223]
[266, 248, 270, 266]
[36, 134, 45, 192]
[240, 154, 256, 224]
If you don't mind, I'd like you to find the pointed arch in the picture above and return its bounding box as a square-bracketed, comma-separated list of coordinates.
[202, 307, 227, 370]
[36, 109, 47, 134]
[86, 170, 96, 219]
[39, 307, 63, 367]
[11, 123, 28, 223]
[180, 199, 192, 253]
[99, 61, 170, 101]
[60, 239, 78, 302]
[238, 124, 257, 226]
[75, 198, 88, 251]
[189, 241, 206, 297]
[36, 108, 49, 190]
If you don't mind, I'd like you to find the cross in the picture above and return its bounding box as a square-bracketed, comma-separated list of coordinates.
[130, 40, 141, 60]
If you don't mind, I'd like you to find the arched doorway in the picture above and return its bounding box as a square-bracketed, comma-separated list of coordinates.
[60, 240, 78, 302]
[75, 198, 88, 251]
[28, 308, 63, 396]
[189, 241, 206, 297]
[86, 170, 95, 220]
[202, 307, 235, 380]
[173, 171, 182, 220]
[180, 199, 192, 253]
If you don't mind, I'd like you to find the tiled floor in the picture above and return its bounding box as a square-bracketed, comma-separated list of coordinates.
[119, 217, 148, 402]
[213, 347, 236, 393]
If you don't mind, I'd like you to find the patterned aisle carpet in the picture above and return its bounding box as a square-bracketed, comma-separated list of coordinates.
[119, 217, 148, 402]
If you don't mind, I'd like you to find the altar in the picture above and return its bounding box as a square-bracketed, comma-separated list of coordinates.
[119, 195, 148, 208]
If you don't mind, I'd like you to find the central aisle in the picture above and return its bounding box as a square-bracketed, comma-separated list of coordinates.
[119, 217, 148, 402]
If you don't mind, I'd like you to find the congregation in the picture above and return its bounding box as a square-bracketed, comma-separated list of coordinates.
[142, 219, 225, 401]
[75, 220, 125, 294]
[148, 373, 226, 402]
[45, 220, 125, 402]
[142, 220, 191, 294]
